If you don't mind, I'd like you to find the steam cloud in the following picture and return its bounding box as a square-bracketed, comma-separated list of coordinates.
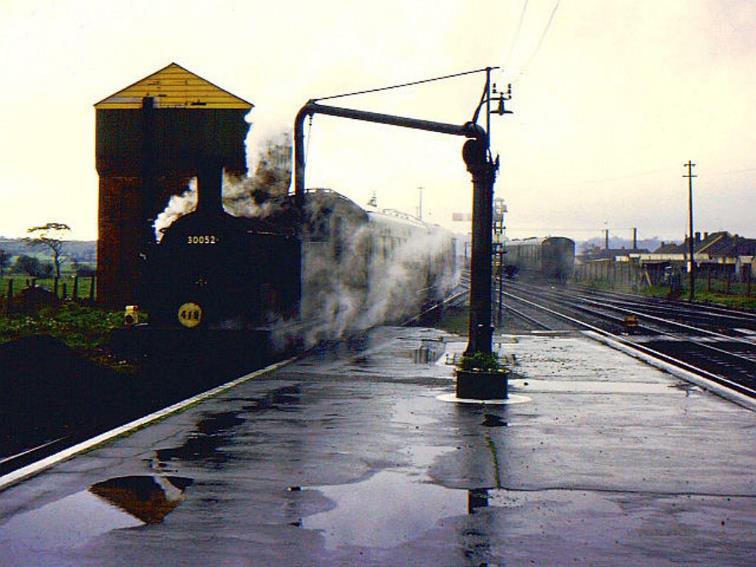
[153, 131, 292, 239]
[152, 131, 459, 347]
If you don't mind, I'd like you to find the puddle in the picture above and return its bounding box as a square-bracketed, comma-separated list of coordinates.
[153, 411, 245, 466]
[301, 471, 469, 549]
[152, 386, 300, 468]
[0, 476, 191, 554]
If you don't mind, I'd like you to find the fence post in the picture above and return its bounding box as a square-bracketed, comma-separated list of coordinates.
[747, 267, 752, 297]
[6, 279, 12, 314]
[89, 276, 95, 302]
[72, 276, 79, 301]
[726, 271, 732, 295]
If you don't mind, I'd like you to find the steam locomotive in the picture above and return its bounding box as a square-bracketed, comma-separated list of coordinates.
[137, 166, 456, 362]
[502, 237, 575, 282]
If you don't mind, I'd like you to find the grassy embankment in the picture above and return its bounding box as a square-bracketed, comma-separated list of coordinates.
[641, 283, 755, 311]
[578, 276, 754, 311]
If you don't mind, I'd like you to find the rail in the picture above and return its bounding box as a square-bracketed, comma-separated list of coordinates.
[498, 281, 756, 406]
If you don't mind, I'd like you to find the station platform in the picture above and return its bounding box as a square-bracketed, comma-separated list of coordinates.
[1, 327, 754, 566]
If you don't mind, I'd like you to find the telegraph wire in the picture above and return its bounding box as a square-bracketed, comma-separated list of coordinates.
[313, 67, 494, 102]
[502, 0, 529, 74]
[512, 0, 561, 85]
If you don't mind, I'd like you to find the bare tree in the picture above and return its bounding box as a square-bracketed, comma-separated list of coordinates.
[24, 223, 71, 278]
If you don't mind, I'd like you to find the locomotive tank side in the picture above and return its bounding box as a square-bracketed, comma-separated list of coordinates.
[149, 211, 300, 330]
[145, 163, 301, 333]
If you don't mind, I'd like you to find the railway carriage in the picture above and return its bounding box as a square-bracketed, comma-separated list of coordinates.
[503, 237, 575, 282]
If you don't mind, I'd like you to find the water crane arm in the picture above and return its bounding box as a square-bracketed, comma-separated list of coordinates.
[294, 101, 485, 205]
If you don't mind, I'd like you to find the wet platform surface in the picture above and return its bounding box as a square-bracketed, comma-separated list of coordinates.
[1, 327, 754, 566]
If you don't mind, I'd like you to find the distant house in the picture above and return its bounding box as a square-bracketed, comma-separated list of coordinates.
[649, 232, 755, 276]
[579, 246, 649, 262]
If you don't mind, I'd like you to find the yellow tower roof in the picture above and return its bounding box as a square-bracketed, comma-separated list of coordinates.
[95, 63, 253, 110]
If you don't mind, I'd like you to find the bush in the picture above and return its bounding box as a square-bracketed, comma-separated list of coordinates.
[459, 351, 502, 371]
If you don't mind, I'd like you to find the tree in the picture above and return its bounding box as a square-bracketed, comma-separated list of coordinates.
[0, 248, 10, 275]
[24, 223, 71, 278]
[13, 254, 44, 277]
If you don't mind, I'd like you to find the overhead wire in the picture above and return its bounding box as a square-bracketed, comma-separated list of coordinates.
[511, 0, 561, 86]
[313, 67, 493, 102]
[502, 0, 529, 76]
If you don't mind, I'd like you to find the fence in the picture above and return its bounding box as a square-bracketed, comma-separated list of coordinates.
[574, 260, 753, 298]
[1, 275, 97, 314]
[573, 260, 645, 292]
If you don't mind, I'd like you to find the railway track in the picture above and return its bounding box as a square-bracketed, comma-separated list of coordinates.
[499, 279, 755, 404]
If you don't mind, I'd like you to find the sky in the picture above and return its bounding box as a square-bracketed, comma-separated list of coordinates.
[0, 0, 754, 242]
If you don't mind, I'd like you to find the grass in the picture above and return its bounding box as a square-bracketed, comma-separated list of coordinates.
[641, 284, 755, 311]
[435, 305, 469, 335]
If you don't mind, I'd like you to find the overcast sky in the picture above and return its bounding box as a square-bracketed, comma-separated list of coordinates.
[1, 0, 753, 242]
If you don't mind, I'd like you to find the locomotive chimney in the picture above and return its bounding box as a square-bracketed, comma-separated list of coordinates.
[196, 160, 224, 214]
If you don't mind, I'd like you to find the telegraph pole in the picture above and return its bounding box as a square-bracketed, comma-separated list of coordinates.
[683, 161, 697, 301]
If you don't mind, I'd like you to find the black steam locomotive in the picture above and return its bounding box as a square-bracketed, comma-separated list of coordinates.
[502, 237, 575, 282]
[138, 167, 456, 362]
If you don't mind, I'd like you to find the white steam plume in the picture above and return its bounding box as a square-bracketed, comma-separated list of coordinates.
[153, 131, 292, 240]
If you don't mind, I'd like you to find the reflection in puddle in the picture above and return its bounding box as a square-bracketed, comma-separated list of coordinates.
[467, 488, 490, 513]
[90, 476, 193, 524]
[481, 414, 508, 428]
[302, 471, 468, 549]
[0, 476, 191, 556]
[412, 339, 446, 364]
